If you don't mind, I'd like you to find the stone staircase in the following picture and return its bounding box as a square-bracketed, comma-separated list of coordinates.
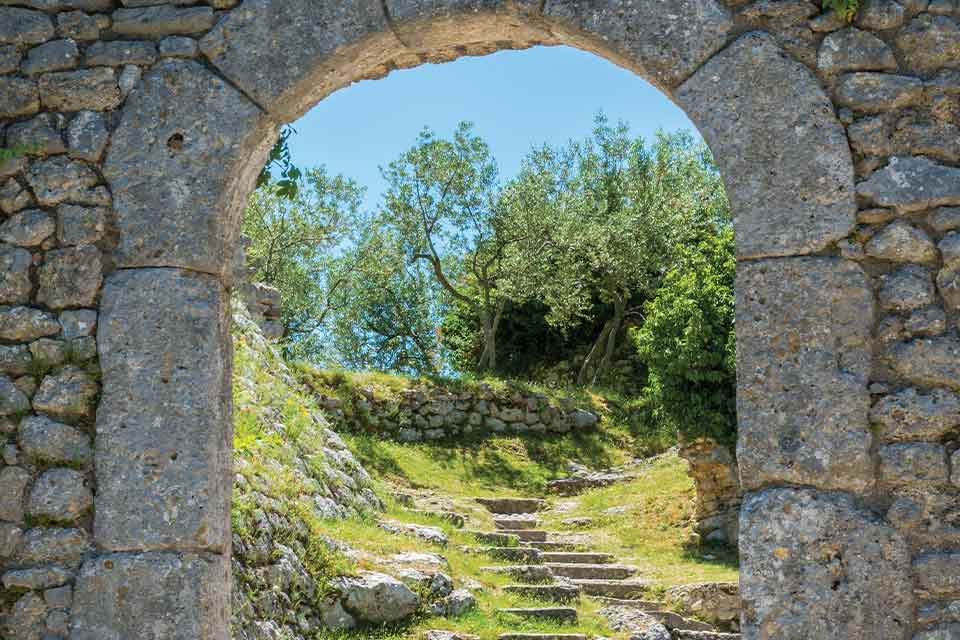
[468, 495, 740, 640]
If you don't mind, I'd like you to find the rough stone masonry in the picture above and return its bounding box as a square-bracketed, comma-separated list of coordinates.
[0, 0, 959, 638]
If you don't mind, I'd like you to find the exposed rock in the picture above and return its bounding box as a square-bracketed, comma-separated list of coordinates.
[931, 207, 960, 232]
[676, 32, 855, 258]
[896, 14, 960, 74]
[854, 0, 905, 30]
[332, 571, 420, 624]
[835, 73, 923, 111]
[914, 552, 960, 597]
[0, 344, 32, 377]
[159, 35, 198, 58]
[25, 156, 100, 207]
[736, 258, 873, 492]
[431, 588, 477, 617]
[938, 266, 960, 310]
[859, 156, 960, 211]
[0, 306, 60, 342]
[66, 111, 110, 162]
[741, 487, 913, 639]
[59, 308, 96, 338]
[0, 245, 32, 305]
[600, 605, 671, 640]
[19, 414, 91, 466]
[887, 336, 960, 389]
[21, 38, 79, 75]
[817, 27, 897, 72]
[112, 5, 215, 36]
[38, 67, 121, 112]
[0, 178, 34, 215]
[17, 526, 91, 567]
[57, 204, 106, 246]
[0, 209, 55, 247]
[32, 366, 99, 420]
[0, 7, 55, 44]
[0, 465, 30, 522]
[379, 520, 448, 546]
[904, 305, 947, 336]
[940, 232, 960, 267]
[665, 582, 741, 628]
[27, 467, 92, 523]
[56, 10, 103, 40]
[878, 265, 935, 311]
[0, 374, 30, 416]
[2, 565, 71, 590]
[37, 245, 103, 309]
[893, 120, 960, 163]
[6, 113, 66, 156]
[879, 442, 949, 484]
[0, 76, 40, 118]
[85, 39, 157, 66]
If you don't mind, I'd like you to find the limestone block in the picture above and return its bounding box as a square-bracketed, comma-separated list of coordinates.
[19, 414, 91, 466]
[95, 268, 231, 552]
[84, 39, 157, 66]
[865, 220, 938, 262]
[111, 5, 214, 36]
[6, 113, 66, 156]
[38, 67, 121, 112]
[21, 38, 79, 75]
[0, 77, 40, 118]
[897, 14, 960, 74]
[835, 73, 924, 111]
[736, 258, 874, 492]
[71, 551, 229, 640]
[0, 465, 30, 522]
[0, 244, 32, 305]
[37, 245, 103, 310]
[25, 156, 100, 207]
[33, 366, 98, 420]
[887, 336, 960, 390]
[915, 552, 960, 597]
[17, 526, 90, 568]
[677, 33, 855, 258]
[878, 265, 936, 311]
[817, 27, 897, 72]
[103, 60, 272, 278]
[857, 156, 960, 211]
[871, 387, 960, 442]
[0, 209, 56, 247]
[0, 306, 59, 342]
[740, 487, 913, 639]
[879, 442, 949, 485]
[0, 7, 55, 44]
[200, 0, 397, 121]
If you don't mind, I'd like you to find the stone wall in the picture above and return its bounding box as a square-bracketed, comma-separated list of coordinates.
[306, 378, 600, 443]
[677, 438, 741, 548]
[0, 0, 958, 638]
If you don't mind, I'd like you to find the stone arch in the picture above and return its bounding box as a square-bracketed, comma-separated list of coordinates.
[6, 0, 958, 638]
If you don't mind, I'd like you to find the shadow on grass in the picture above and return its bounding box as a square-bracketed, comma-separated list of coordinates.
[680, 540, 740, 574]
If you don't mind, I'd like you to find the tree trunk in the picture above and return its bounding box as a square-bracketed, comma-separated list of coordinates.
[577, 320, 613, 385]
[477, 310, 495, 372]
[593, 293, 626, 385]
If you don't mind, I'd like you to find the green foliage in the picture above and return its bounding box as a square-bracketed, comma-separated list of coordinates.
[257, 125, 302, 199]
[822, 0, 860, 21]
[633, 227, 736, 445]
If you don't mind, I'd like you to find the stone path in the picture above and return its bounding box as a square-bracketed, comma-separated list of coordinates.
[468, 496, 740, 640]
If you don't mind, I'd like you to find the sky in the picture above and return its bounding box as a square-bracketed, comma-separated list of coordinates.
[288, 45, 697, 210]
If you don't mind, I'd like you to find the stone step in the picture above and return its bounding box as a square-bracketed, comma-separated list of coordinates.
[468, 547, 542, 563]
[512, 529, 549, 542]
[479, 565, 554, 582]
[541, 552, 614, 564]
[673, 632, 740, 640]
[545, 563, 638, 580]
[494, 515, 539, 530]
[497, 607, 578, 623]
[465, 530, 521, 546]
[571, 579, 649, 599]
[476, 497, 547, 514]
[645, 610, 716, 633]
[591, 596, 666, 610]
[498, 635, 588, 640]
[408, 509, 465, 528]
[503, 584, 581, 603]
[524, 541, 587, 552]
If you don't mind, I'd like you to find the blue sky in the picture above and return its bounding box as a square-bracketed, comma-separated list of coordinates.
[288, 45, 696, 209]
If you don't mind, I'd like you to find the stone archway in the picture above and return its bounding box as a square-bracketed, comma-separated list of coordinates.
[1, 1, 958, 638]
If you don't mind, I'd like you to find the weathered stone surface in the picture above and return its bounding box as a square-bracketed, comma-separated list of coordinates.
[894, 120, 960, 163]
[332, 571, 421, 624]
[96, 268, 231, 551]
[915, 552, 960, 597]
[6, 113, 68, 158]
[0, 306, 59, 341]
[158, 35, 197, 57]
[740, 487, 913, 639]
[21, 38, 79, 75]
[0, 178, 33, 215]
[3, 592, 45, 640]
[0, 7, 55, 44]
[865, 220, 939, 262]
[0, 43, 19, 73]
[897, 14, 960, 74]
[905, 305, 947, 336]
[112, 5, 214, 36]
[854, 0, 905, 29]
[85, 39, 157, 66]
[887, 336, 960, 389]
[858, 156, 960, 211]
[25, 156, 100, 206]
[26, 467, 92, 523]
[33, 366, 98, 419]
[835, 73, 923, 111]
[37, 245, 103, 309]
[542, 0, 731, 91]
[200, 0, 396, 122]
[0, 76, 40, 118]
[56, 203, 106, 245]
[870, 388, 960, 441]
[0, 465, 30, 522]
[117, 63, 140, 99]
[72, 551, 230, 640]
[880, 442, 949, 484]
[0, 522, 23, 557]
[19, 414, 91, 465]
[56, 10, 102, 40]
[17, 526, 90, 567]
[0, 373, 30, 416]
[736, 258, 874, 492]
[599, 605, 671, 640]
[58, 308, 96, 338]
[818, 27, 897, 72]
[878, 265, 935, 311]
[932, 207, 960, 232]
[38, 67, 121, 112]
[0, 244, 32, 305]
[941, 232, 960, 267]
[677, 33, 855, 258]
[0, 209, 55, 247]
[938, 266, 960, 310]
[916, 624, 960, 640]
[2, 565, 71, 590]
[0, 344, 32, 376]
[104, 60, 271, 276]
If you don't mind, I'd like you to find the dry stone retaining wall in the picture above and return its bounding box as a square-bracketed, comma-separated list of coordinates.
[0, 0, 958, 638]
